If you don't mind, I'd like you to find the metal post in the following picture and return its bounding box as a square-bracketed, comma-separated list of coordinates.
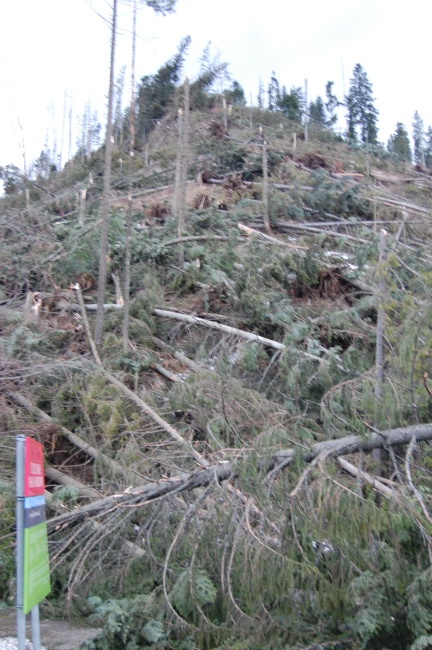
[16, 435, 26, 650]
[31, 605, 42, 650]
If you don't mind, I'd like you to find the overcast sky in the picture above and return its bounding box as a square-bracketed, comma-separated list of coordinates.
[1, 0, 431, 173]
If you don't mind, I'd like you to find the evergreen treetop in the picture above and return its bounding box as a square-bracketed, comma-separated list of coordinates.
[387, 122, 412, 162]
[345, 63, 379, 144]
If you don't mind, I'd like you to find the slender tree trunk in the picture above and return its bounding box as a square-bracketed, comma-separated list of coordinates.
[175, 78, 190, 267]
[173, 109, 183, 224]
[68, 98, 73, 165]
[95, 0, 117, 346]
[262, 138, 271, 234]
[304, 78, 308, 143]
[78, 188, 87, 227]
[373, 228, 387, 470]
[222, 95, 228, 130]
[123, 0, 137, 355]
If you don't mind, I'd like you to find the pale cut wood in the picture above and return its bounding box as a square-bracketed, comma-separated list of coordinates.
[336, 457, 394, 498]
[238, 223, 307, 249]
[153, 308, 345, 369]
[153, 308, 286, 350]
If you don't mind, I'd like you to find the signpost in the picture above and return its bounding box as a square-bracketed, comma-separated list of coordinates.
[16, 435, 51, 650]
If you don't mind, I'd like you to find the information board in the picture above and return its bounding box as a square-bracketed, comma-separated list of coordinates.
[21, 439, 51, 614]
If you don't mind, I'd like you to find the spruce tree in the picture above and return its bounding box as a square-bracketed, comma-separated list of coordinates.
[412, 111, 425, 165]
[424, 126, 432, 169]
[325, 81, 339, 127]
[257, 78, 264, 108]
[309, 96, 326, 126]
[268, 72, 280, 111]
[278, 86, 303, 122]
[387, 122, 412, 162]
[345, 63, 379, 144]
[224, 80, 246, 106]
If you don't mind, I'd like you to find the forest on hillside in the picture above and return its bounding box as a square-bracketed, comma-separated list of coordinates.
[2, 2, 432, 649]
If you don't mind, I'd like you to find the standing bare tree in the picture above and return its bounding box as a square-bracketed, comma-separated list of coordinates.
[262, 138, 271, 234]
[95, 0, 177, 346]
[123, 0, 137, 355]
[373, 228, 387, 471]
[94, 0, 117, 346]
[173, 78, 190, 267]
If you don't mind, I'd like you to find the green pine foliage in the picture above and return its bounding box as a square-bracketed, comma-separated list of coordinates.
[346, 64, 379, 144]
[388, 122, 412, 162]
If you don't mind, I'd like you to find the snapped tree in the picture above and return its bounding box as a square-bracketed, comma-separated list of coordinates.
[94, 0, 177, 346]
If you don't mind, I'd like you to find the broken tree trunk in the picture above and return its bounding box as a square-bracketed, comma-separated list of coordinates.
[46, 422, 432, 529]
[94, 0, 117, 346]
[373, 228, 387, 470]
[153, 308, 345, 369]
[262, 139, 271, 234]
[153, 308, 286, 350]
[6, 391, 134, 484]
[45, 466, 101, 500]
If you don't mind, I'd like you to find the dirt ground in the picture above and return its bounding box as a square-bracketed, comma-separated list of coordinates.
[0, 609, 100, 650]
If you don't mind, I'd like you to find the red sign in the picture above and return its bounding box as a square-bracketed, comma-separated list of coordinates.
[24, 438, 45, 497]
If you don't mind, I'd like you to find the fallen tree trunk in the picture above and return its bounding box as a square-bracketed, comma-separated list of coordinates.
[153, 308, 286, 350]
[45, 466, 101, 500]
[6, 391, 134, 484]
[273, 422, 432, 468]
[153, 308, 345, 370]
[47, 461, 233, 529]
[151, 336, 202, 373]
[47, 422, 432, 529]
[238, 223, 307, 249]
[275, 220, 369, 244]
[371, 195, 430, 215]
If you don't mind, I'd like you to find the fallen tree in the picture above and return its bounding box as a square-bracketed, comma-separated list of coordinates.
[46, 422, 432, 529]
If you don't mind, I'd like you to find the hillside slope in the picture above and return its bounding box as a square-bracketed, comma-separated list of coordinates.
[1, 106, 432, 650]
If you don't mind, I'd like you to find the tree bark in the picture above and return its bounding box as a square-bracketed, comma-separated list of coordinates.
[47, 422, 432, 529]
[95, 0, 117, 346]
[262, 139, 271, 234]
[123, 0, 137, 355]
[373, 228, 387, 469]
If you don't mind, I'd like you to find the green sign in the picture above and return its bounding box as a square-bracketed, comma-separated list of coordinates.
[23, 497, 51, 614]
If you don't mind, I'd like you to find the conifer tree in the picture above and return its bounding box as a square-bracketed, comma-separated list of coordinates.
[268, 72, 280, 111]
[95, 0, 177, 345]
[224, 80, 246, 106]
[309, 96, 326, 126]
[424, 126, 432, 169]
[257, 79, 264, 108]
[278, 86, 303, 122]
[325, 81, 339, 127]
[387, 122, 412, 162]
[412, 111, 425, 165]
[345, 63, 379, 144]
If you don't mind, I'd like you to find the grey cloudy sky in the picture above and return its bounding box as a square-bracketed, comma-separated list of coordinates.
[1, 0, 430, 171]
